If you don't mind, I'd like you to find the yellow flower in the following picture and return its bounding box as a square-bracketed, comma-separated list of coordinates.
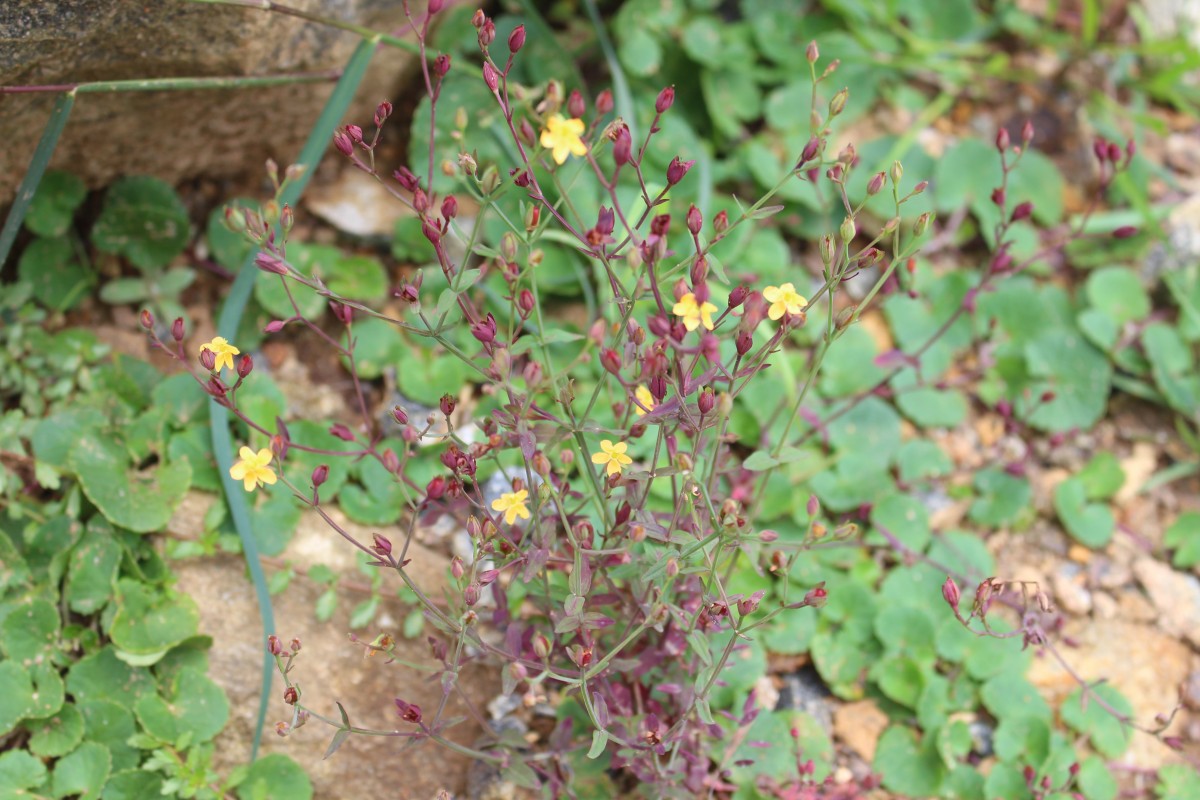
[633, 385, 655, 417]
[200, 336, 240, 372]
[591, 439, 633, 477]
[491, 489, 530, 525]
[762, 283, 808, 321]
[539, 114, 587, 165]
[229, 446, 277, 492]
[672, 292, 717, 332]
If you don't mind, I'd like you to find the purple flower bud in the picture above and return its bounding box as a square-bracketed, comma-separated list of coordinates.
[596, 89, 613, 115]
[737, 590, 765, 616]
[140, 310, 154, 331]
[1011, 201, 1033, 222]
[517, 289, 535, 315]
[612, 126, 632, 166]
[867, 171, 885, 196]
[991, 187, 1006, 207]
[942, 577, 960, 610]
[284, 686, 298, 705]
[289, 637, 301, 653]
[479, 19, 496, 47]
[439, 394, 456, 417]
[666, 156, 694, 186]
[1113, 225, 1137, 239]
[649, 374, 668, 402]
[697, 387, 715, 415]
[655, 85, 675, 113]
[600, 348, 621, 375]
[713, 210, 729, 235]
[267, 635, 283, 655]
[395, 699, 422, 723]
[995, 127, 1010, 152]
[508, 24, 526, 53]
[332, 131, 353, 156]
[728, 285, 748, 309]
[533, 633, 551, 658]
[435, 53, 451, 77]
[199, 349, 217, 371]
[482, 61, 499, 91]
[264, 320, 285, 334]
[171, 316, 184, 340]
[807, 495, 819, 516]
[345, 124, 363, 144]
[331, 301, 353, 325]
[426, 476, 447, 500]
[806, 41, 819, 63]
[375, 100, 393, 127]
[393, 166, 419, 193]
[686, 204, 702, 235]
[255, 252, 288, 275]
[421, 219, 442, 245]
[567, 89, 585, 119]
[237, 354, 253, 379]
[312, 464, 328, 487]
[803, 583, 827, 608]
[511, 169, 531, 188]
[371, 533, 392, 557]
[330, 423, 355, 442]
[464, 583, 480, 606]
[392, 406, 408, 425]
[736, 330, 753, 356]
[1021, 120, 1034, 144]
[799, 136, 820, 167]
[470, 312, 497, 344]
[441, 194, 458, 221]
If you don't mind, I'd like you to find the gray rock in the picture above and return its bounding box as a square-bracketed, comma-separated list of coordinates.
[0, 0, 420, 203]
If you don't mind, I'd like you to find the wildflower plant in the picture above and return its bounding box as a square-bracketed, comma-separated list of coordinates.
[139, 4, 1153, 796]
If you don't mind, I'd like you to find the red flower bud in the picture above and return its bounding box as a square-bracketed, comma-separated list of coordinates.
[330, 423, 355, 442]
[375, 100, 393, 127]
[264, 320, 285, 334]
[267, 635, 283, 655]
[806, 41, 819, 63]
[867, 171, 886, 196]
[508, 24, 526, 53]
[140, 309, 155, 330]
[612, 126, 632, 166]
[255, 252, 288, 275]
[440, 394, 456, 417]
[666, 156, 694, 186]
[471, 9, 486, 27]
[392, 406, 408, 425]
[479, 19, 495, 47]
[284, 686, 298, 705]
[237, 354, 253, 379]
[331, 301, 353, 325]
[517, 289, 535, 315]
[373, 533, 392, 556]
[799, 136, 820, 166]
[441, 194, 458, 221]
[600, 348, 621, 375]
[311, 465, 329, 488]
[470, 313, 497, 344]
[171, 316, 185, 340]
[1021, 120, 1034, 144]
[942, 577, 960, 610]
[393, 166, 419, 193]
[1113, 225, 1137, 239]
[199, 349, 217, 371]
[426, 475, 447, 500]
[655, 85, 675, 113]
[736, 330, 753, 356]
[1011, 201, 1033, 222]
[482, 61, 499, 92]
[697, 386, 715, 415]
[728, 285, 748, 309]
[686, 204, 702, 235]
[567, 89, 585, 119]
[422, 219, 442, 245]
[595, 89, 613, 115]
[991, 187, 1006, 207]
[332, 131, 353, 156]
[345, 124, 363, 144]
[713, 209, 729, 235]
[803, 583, 827, 608]
[464, 583, 480, 606]
[395, 699, 422, 724]
[995, 127, 1010, 152]
[434, 53, 451, 77]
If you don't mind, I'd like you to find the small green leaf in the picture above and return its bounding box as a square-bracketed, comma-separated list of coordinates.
[134, 670, 229, 745]
[1054, 477, 1114, 548]
[1076, 452, 1125, 500]
[92, 176, 190, 271]
[26, 171, 87, 237]
[1076, 755, 1117, 800]
[969, 467, 1031, 527]
[0, 662, 34, 735]
[325, 254, 388, 302]
[70, 437, 192, 532]
[66, 648, 155, 707]
[1, 596, 60, 663]
[64, 525, 122, 614]
[587, 729, 608, 758]
[743, 450, 779, 471]
[109, 579, 200, 655]
[99, 276, 151, 304]
[18, 236, 95, 311]
[874, 725, 946, 797]
[1086, 266, 1149, 324]
[26, 702, 85, 757]
[1164, 512, 1200, 569]
[0, 748, 48, 792]
[52, 741, 111, 800]
[315, 588, 338, 622]
[1061, 685, 1132, 758]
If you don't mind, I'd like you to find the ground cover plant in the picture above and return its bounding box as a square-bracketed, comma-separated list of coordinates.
[2, 0, 1199, 798]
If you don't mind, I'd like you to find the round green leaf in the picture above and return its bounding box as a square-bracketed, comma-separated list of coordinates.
[18, 236, 95, 312]
[1076, 755, 1117, 800]
[236, 754, 313, 800]
[1061, 685, 1132, 758]
[66, 648, 155, 707]
[0, 662, 34, 735]
[872, 654, 926, 708]
[969, 467, 1031, 527]
[26, 702, 85, 757]
[1, 596, 60, 662]
[1165, 511, 1200, 569]
[1086, 266, 1149, 324]
[134, 670, 228, 745]
[874, 725, 946, 797]
[0, 749, 48, 793]
[79, 700, 139, 772]
[109, 579, 199, 655]
[325, 254, 388, 303]
[65, 526, 122, 614]
[52, 741, 111, 800]
[870, 493, 932, 552]
[70, 437, 192, 533]
[1054, 477, 1114, 548]
[92, 176, 190, 271]
[25, 170, 86, 237]
[1024, 328, 1112, 432]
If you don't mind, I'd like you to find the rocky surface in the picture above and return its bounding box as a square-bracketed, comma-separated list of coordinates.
[0, 0, 421, 204]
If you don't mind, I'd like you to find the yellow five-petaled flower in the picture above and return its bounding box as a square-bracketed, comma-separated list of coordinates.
[491, 490, 530, 525]
[229, 446, 277, 492]
[200, 336, 240, 372]
[591, 440, 633, 477]
[633, 385, 655, 417]
[672, 292, 717, 332]
[540, 114, 587, 165]
[763, 283, 808, 321]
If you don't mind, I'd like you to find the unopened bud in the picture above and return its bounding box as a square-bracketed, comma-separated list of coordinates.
[995, 127, 1010, 151]
[199, 349, 217, 371]
[839, 216, 856, 243]
[267, 635, 284, 655]
[284, 686, 298, 705]
[171, 316, 185, 340]
[332, 131, 353, 156]
[655, 85, 675, 113]
[799, 136, 820, 166]
[666, 157, 694, 186]
[867, 171, 885, 196]
[508, 24, 526, 54]
[567, 89, 585, 119]
[439, 394, 456, 417]
[890, 160, 904, 184]
[482, 62, 499, 92]
[375, 100, 393, 127]
[913, 212, 932, 237]
[942, 577, 960, 610]
[1011, 201, 1033, 222]
[1113, 226, 1137, 239]
[330, 423, 355, 442]
[312, 464, 329, 487]
[687, 204, 702, 235]
[237, 354, 253, 379]
[806, 41, 819, 63]
[532, 633, 552, 659]
[828, 88, 848, 117]
[596, 89, 613, 115]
